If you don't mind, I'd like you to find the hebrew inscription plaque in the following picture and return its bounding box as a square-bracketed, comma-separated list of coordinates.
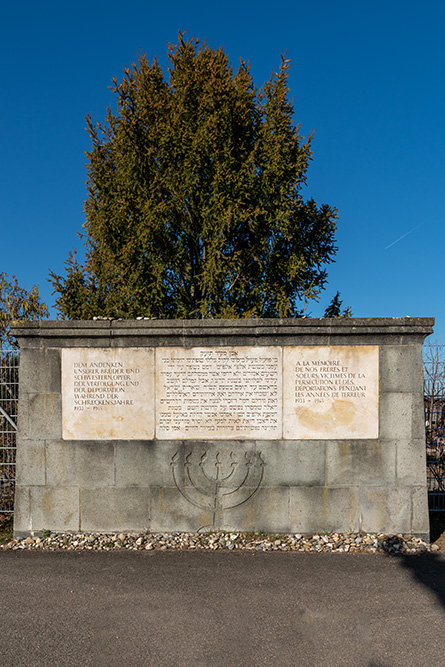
[282, 345, 379, 439]
[62, 348, 155, 440]
[156, 346, 282, 439]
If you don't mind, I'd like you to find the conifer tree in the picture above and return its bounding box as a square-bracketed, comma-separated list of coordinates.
[50, 35, 339, 319]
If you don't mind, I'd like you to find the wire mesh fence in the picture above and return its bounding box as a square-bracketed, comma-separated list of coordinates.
[0, 347, 19, 513]
[423, 344, 445, 511]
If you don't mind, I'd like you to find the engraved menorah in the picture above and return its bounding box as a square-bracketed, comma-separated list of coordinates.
[171, 450, 265, 530]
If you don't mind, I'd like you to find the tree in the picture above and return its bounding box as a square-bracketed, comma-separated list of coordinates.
[323, 291, 352, 318]
[0, 272, 49, 348]
[423, 343, 445, 493]
[423, 343, 445, 433]
[50, 34, 339, 320]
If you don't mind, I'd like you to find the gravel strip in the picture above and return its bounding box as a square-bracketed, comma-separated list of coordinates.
[1, 532, 437, 554]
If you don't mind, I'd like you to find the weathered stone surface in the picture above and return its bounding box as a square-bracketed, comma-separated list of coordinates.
[283, 346, 379, 440]
[31, 486, 80, 532]
[325, 440, 396, 486]
[411, 486, 430, 535]
[62, 347, 155, 440]
[46, 440, 114, 486]
[360, 487, 412, 534]
[114, 441, 152, 487]
[15, 440, 46, 486]
[258, 440, 325, 486]
[150, 487, 213, 532]
[18, 347, 61, 394]
[28, 393, 62, 439]
[220, 486, 291, 533]
[12, 486, 32, 534]
[379, 345, 423, 394]
[81, 488, 150, 532]
[379, 393, 412, 440]
[289, 487, 360, 533]
[396, 439, 428, 486]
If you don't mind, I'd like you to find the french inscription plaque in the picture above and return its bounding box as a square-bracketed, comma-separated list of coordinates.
[282, 345, 379, 439]
[62, 348, 155, 440]
[155, 346, 282, 439]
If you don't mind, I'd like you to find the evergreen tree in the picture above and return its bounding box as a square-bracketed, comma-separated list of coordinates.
[50, 35, 339, 320]
[323, 291, 352, 318]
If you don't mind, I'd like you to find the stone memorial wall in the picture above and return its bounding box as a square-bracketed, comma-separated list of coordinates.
[12, 318, 433, 538]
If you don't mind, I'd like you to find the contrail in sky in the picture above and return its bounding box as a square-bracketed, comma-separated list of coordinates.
[384, 224, 421, 250]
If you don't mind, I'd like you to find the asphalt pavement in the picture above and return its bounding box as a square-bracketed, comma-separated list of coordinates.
[1, 550, 445, 666]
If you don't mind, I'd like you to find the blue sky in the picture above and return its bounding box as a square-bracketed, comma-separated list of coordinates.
[1, 1, 444, 340]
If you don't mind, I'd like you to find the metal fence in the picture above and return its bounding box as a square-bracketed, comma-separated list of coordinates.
[423, 344, 445, 511]
[0, 347, 18, 513]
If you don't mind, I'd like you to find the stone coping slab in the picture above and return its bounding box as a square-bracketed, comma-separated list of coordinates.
[13, 317, 434, 345]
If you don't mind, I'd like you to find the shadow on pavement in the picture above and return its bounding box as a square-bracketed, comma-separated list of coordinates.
[399, 551, 445, 608]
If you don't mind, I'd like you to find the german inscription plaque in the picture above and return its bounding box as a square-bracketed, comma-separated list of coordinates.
[62, 348, 155, 440]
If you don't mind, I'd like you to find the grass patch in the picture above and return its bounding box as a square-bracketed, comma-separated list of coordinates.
[0, 514, 13, 543]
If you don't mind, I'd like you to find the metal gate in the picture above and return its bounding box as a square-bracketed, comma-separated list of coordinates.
[0, 347, 18, 513]
[423, 344, 445, 511]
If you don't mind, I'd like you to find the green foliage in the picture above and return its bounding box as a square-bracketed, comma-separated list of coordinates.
[50, 34, 339, 320]
[0, 515, 13, 543]
[323, 291, 352, 318]
[0, 272, 49, 347]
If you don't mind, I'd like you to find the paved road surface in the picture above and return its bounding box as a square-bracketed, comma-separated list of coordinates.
[1, 550, 444, 666]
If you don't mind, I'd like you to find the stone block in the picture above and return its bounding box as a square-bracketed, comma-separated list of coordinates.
[326, 440, 396, 486]
[396, 439, 427, 486]
[379, 345, 423, 394]
[19, 347, 61, 394]
[379, 393, 412, 440]
[220, 486, 291, 533]
[31, 486, 80, 532]
[114, 440, 151, 487]
[27, 393, 62, 439]
[289, 486, 360, 533]
[81, 487, 150, 532]
[115, 440, 181, 487]
[150, 486, 214, 532]
[258, 440, 325, 486]
[17, 394, 29, 438]
[411, 487, 430, 536]
[46, 440, 114, 486]
[13, 486, 32, 536]
[360, 487, 411, 534]
[411, 392, 427, 439]
[15, 440, 46, 485]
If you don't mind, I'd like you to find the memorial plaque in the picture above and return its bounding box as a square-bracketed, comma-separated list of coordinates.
[282, 345, 379, 439]
[62, 348, 155, 440]
[155, 346, 282, 439]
